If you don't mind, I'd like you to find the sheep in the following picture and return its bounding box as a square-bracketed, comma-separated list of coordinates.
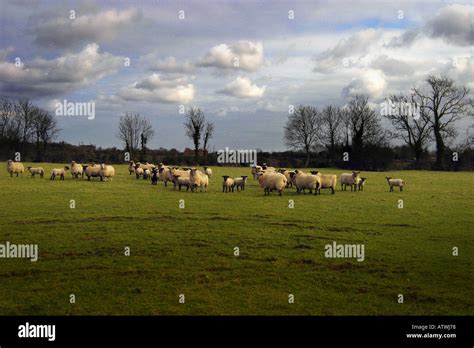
[158, 166, 173, 187]
[294, 170, 320, 195]
[311, 171, 337, 194]
[340, 171, 361, 191]
[222, 176, 235, 193]
[99, 164, 115, 181]
[135, 164, 144, 179]
[261, 163, 275, 172]
[50, 166, 69, 180]
[251, 165, 263, 179]
[258, 171, 287, 196]
[84, 163, 101, 180]
[173, 175, 191, 191]
[128, 161, 135, 175]
[70, 161, 83, 179]
[151, 168, 158, 185]
[278, 169, 294, 187]
[170, 168, 190, 187]
[203, 166, 213, 178]
[135, 162, 155, 171]
[386, 177, 405, 192]
[143, 169, 151, 180]
[234, 176, 248, 191]
[189, 168, 209, 192]
[6, 160, 24, 177]
[27, 166, 44, 178]
[358, 177, 367, 191]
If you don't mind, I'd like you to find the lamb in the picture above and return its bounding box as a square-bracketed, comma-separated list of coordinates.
[151, 168, 158, 185]
[173, 175, 190, 191]
[70, 161, 83, 179]
[311, 171, 337, 194]
[340, 171, 361, 191]
[233, 176, 248, 191]
[259, 171, 287, 196]
[358, 177, 367, 191]
[189, 168, 209, 192]
[50, 166, 69, 180]
[222, 176, 235, 193]
[83, 163, 101, 180]
[386, 177, 405, 192]
[203, 167, 213, 178]
[128, 161, 135, 175]
[6, 160, 24, 177]
[27, 166, 44, 178]
[251, 165, 263, 179]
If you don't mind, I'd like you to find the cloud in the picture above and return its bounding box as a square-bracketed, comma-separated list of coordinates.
[118, 73, 194, 104]
[0, 47, 14, 61]
[218, 77, 266, 98]
[386, 28, 420, 48]
[144, 56, 195, 74]
[342, 69, 386, 99]
[314, 29, 381, 73]
[0, 43, 123, 97]
[31, 8, 142, 49]
[370, 55, 414, 76]
[198, 41, 264, 71]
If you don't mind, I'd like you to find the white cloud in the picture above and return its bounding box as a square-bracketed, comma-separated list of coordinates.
[342, 69, 387, 99]
[143, 55, 195, 74]
[198, 41, 264, 71]
[0, 43, 123, 97]
[219, 77, 266, 98]
[118, 73, 195, 104]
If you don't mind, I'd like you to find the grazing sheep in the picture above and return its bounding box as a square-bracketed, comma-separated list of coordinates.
[258, 171, 287, 196]
[386, 177, 405, 192]
[70, 161, 84, 179]
[84, 164, 101, 180]
[6, 160, 24, 177]
[151, 168, 158, 185]
[173, 175, 190, 191]
[189, 168, 209, 192]
[311, 171, 337, 195]
[27, 166, 44, 178]
[251, 165, 263, 179]
[203, 167, 213, 178]
[50, 166, 69, 180]
[99, 164, 115, 181]
[222, 176, 235, 193]
[234, 176, 248, 191]
[340, 171, 361, 191]
[128, 161, 136, 175]
[358, 177, 367, 191]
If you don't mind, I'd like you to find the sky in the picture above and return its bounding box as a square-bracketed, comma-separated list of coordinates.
[0, 0, 472, 152]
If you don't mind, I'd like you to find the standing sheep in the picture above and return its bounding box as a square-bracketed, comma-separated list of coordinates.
[340, 171, 361, 191]
[251, 165, 263, 179]
[50, 166, 69, 180]
[358, 177, 367, 191]
[27, 166, 44, 178]
[83, 163, 101, 180]
[311, 171, 337, 195]
[386, 177, 405, 192]
[151, 168, 158, 185]
[158, 166, 173, 187]
[203, 167, 213, 178]
[222, 176, 235, 193]
[99, 164, 115, 181]
[259, 171, 287, 196]
[189, 168, 209, 192]
[173, 175, 191, 191]
[6, 160, 24, 177]
[234, 176, 248, 191]
[128, 161, 136, 175]
[70, 161, 84, 179]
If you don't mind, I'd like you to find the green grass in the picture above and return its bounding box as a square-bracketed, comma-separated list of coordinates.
[0, 163, 472, 315]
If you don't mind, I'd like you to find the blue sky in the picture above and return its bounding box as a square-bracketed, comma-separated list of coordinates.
[0, 0, 472, 151]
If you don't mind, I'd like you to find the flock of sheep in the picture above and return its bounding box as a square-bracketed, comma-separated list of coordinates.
[6, 159, 406, 194]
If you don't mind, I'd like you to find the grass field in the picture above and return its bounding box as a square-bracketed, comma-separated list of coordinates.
[0, 163, 472, 315]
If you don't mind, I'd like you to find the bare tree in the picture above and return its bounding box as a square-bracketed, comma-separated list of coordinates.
[413, 75, 470, 169]
[384, 94, 431, 165]
[184, 107, 206, 164]
[347, 95, 386, 152]
[203, 121, 214, 162]
[321, 105, 343, 159]
[32, 108, 59, 161]
[15, 99, 36, 147]
[117, 112, 154, 160]
[284, 105, 321, 167]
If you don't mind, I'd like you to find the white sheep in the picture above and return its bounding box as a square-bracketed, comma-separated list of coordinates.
[233, 176, 248, 191]
[251, 165, 263, 179]
[99, 164, 115, 181]
[50, 166, 69, 180]
[294, 170, 320, 195]
[170, 168, 190, 187]
[203, 167, 213, 178]
[128, 161, 135, 175]
[340, 171, 361, 191]
[311, 171, 337, 194]
[189, 168, 208, 192]
[7, 160, 24, 177]
[278, 169, 294, 187]
[70, 161, 83, 179]
[222, 176, 235, 193]
[386, 177, 405, 192]
[258, 171, 287, 196]
[27, 166, 44, 178]
[143, 169, 151, 180]
[358, 177, 367, 191]
[84, 164, 101, 180]
[158, 166, 173, 187]
[173, 175, 190, 191]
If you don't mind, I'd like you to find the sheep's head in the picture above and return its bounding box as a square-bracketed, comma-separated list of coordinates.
[310, 171, 318, 175]
[135, 163, 141, 169]
[27, 166, 32, 169]
[241, 175, 248, 180]
[204, 166, 208, 170]
[64, 166, 70, 170]
[360, 177, 367, 184]
[7, 159, 13, 165]
[386, 176, 391, 180]
[289, 172, 295, 178]
[100, 164, 106, 169]
[222, 175, 229, 181]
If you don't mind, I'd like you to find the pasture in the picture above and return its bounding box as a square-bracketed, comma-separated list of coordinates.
[0, 164, 472, 315]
